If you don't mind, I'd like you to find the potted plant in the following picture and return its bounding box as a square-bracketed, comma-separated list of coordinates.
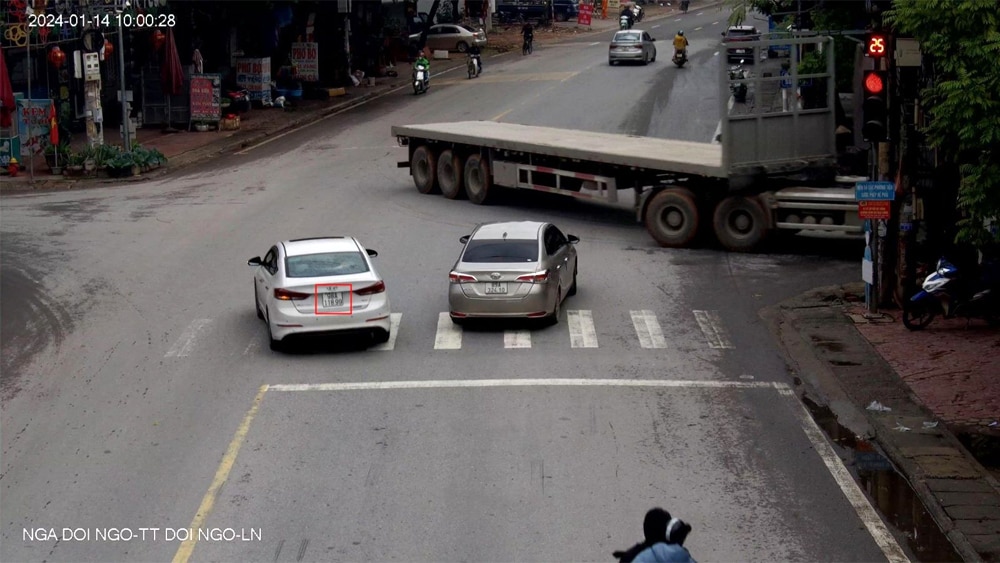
[107, 152, 135, 177]
[44, 143, 70, 174]
[93, 144, 121, 177]
[65, 151, 86, 176]
[149, 148, 167, 168]
[132, 147, 152, 173]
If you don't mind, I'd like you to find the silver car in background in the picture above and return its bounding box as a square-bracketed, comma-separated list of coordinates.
[609, 29, 657, 65]
[448, 221, 579, 325]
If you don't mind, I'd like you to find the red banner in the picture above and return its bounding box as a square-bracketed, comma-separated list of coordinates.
[578, 3, 593, 26]
[858, 200, 891, 220]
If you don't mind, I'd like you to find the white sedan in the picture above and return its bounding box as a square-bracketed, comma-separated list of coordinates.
[249, 237, 391, 351]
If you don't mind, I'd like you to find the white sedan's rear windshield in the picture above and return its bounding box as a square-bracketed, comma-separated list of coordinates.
[615, 32, 641, 42]
[286, 252, 369, 277]
[463, 239, 538, 263]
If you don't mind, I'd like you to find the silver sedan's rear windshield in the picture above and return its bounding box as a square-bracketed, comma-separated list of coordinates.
[285, 252, 370, 277]
[614, 32, 641, 42]
[462, 239, 538, 263]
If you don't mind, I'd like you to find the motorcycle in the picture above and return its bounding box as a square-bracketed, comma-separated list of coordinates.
[903, 257, 1000, 330]
[729, 60, 748, 103]
[672, 49, 687, 67]
[632, 4, 644, 22]
[620, 15, 631, 30]
[227, 88, 252, 113]
[413, 63, 429, 95]
[467, 54, 482, 79]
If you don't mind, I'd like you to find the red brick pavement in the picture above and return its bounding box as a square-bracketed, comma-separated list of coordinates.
[852, 307, 1000, 432]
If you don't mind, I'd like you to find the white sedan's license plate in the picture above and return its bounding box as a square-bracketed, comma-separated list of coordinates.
[321, 292, 344, 307]
[485, 282, 508, 295]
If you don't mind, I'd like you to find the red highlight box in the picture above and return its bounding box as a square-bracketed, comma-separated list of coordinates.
[314, 283, 353, 315]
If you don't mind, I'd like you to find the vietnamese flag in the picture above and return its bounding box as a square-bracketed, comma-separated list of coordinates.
[49, 101, 58, 146]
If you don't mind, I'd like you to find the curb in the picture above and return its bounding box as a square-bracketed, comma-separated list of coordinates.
[761, 283, 993, 562]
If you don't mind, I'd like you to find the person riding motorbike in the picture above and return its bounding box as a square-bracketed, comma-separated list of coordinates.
[414, 54, 430, 85]
[521, 22, 534, 52]
[673, 30, 689, 60]
[467, 43, 483, 71]
[620, 6, 635, 29]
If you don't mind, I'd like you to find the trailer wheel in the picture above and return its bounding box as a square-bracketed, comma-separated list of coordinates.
[713, 195, 769, 252]
[437, 149, 466, 199]
[411, 145, 440, 194]
[464, 154, 493, 205]
[644, 189, 700, 247]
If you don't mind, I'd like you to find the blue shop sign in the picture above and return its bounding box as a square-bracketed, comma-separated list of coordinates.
[856, 181, 895, 201]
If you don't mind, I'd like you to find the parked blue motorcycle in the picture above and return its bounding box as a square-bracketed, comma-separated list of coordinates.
[903, 257, 1000, 330]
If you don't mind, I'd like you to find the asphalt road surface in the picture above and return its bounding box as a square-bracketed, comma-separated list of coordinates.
[1, 9, 904, 563]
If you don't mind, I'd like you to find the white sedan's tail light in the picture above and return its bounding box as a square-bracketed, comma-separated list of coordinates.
[355, 281, 386, 295]
[515, 270, 549, 283]
[275, 288, 310, 300]
[449, 272, 477, 283]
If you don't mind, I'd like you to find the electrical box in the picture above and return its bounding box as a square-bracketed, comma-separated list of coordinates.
[83, 52, 101, 81]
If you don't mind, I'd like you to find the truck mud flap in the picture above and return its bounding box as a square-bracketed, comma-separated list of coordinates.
[397, 161, 411, 168]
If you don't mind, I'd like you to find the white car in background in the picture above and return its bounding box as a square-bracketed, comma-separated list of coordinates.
[248, 237, 391, 351]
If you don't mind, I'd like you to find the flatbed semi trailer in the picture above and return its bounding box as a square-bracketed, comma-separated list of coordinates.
[391, 36, 863, 252]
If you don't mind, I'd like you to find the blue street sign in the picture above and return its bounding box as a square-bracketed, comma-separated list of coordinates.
[856, 181, 895, 201]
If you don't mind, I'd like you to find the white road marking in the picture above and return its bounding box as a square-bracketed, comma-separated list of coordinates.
[242, 340, 258, 356]
[713, 51, 719, 56]
[269, 379, 779, 392]
[370, 313, 402, 351]
[675, 18, 682, 21]
[693, 310, 734, 349]
[567, 310, 599, 348]
[504, 330, 532, 349]
[630, 310, 667, 349]
[434, 312, 462, 350]
[697, 11, 704, 15]
[694, 26, 703, 31]
[712, 21, 720, 25]
[652, 24, 660, 28]
[787, 391, 910, 562]
[588, 41, 600, 46]
[165, 319, 211, 357]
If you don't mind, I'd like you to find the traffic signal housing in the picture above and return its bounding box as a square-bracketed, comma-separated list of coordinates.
[865, 32, 888, 58]
[862, 70, 888, 142]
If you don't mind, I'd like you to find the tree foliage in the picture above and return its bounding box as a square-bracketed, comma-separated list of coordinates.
[885, 0, 1000, 246]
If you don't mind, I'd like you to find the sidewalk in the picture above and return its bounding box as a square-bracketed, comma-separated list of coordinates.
[764, 283, 1000, 561]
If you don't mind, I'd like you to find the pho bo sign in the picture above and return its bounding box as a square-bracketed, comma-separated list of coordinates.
[236, 58, 271, 102]
[290, 43, 319, 82]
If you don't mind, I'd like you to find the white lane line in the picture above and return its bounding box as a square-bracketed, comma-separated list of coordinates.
[242, 339, 258, 356]
[694, 26, 703, 31]
[504, 330, 532, 349]
[697, 11, 704, 15]
[713, 51, 719, 56]
[567, 310, 599, 348]
[712, 21, 720, 25]
[269, 379, 779, 392]
[370, 313, 402, 351]
[652, 24, 660, 28]
[785, 389, 910, 562]
[675, 18, 682, 21]
[693, 310, 734, 349]
[588, 41, 600, 46]
[434, 312, 462, 350]
[630, 310, 667, 349]
[165, 319, 212, 357]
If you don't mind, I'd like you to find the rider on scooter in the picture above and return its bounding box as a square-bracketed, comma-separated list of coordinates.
[467, 43, 483, 71]
[673, 30, 689, 60]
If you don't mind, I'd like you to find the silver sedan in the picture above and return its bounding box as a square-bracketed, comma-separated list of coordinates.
[609, 29, 657, 65]
[448, 221, 579, 324]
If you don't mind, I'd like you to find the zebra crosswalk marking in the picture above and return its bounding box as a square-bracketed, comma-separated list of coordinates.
[630, 310, 667, 349]
[504, 330, 532, 349]
[567, 310, 599, 348]
[434, 312, 463, 350]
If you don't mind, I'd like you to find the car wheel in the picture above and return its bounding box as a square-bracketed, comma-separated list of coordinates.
[609, 59, 616, 66]
[255, 283, 264, 319]
[464, 154, 493, 205]
[567, 263, 578, 297]
[651, 49, 656, 62]
[411, 145, 440, 194]
[548, 289, 562, 326]
[644, 188, 700, 247]
[450, 316, 467, 326]
[712, 195, 770, 252]
[372, 329, 391, 344]
[456, 41, 469, 53]
[642, 52, 649, 65]
[437, 149, 466, 200]
[266, 311, 282, 352]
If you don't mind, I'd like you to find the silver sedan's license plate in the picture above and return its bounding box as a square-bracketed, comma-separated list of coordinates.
[485, 282, 508, 295]
[321, 292, 344, 307]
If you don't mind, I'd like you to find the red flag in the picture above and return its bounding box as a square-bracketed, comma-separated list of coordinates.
[49, 101, 59, 146]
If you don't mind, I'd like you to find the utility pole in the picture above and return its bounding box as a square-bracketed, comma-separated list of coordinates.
[116, 2, 132, 151]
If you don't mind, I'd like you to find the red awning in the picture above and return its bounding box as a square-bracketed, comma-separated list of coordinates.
[0, 48, 15, 128]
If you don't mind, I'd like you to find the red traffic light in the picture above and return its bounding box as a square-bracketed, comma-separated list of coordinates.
[866, 33, 887, 57]
[864, 71, 885, 95]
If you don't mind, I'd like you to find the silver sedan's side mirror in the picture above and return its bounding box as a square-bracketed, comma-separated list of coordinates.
[248, 256, 262, 266]
[460, 235, 470, 244]
[366, 248, 379, 257]
[567, 235, 580, 244]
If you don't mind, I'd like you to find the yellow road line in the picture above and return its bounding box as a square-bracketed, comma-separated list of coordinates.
[172, 384, 270, 563]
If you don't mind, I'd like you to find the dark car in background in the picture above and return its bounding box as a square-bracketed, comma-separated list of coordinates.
[722, 25, 760, 64]
[497, 0, 579, 24]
